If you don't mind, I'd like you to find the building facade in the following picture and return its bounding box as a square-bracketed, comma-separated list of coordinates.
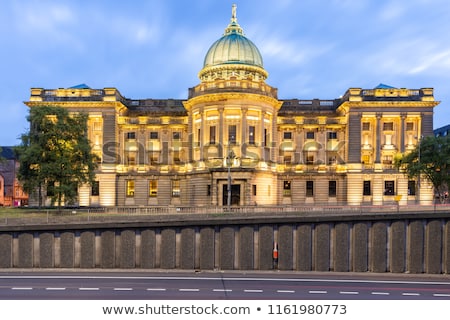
[25, 6, 438, 207]
[0, 147, 28, 207]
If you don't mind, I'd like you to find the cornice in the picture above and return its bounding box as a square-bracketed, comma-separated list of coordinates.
[183, 92, 282, 110]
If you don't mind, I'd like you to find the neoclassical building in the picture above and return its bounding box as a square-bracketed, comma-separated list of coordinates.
[25, 6, 439, 207]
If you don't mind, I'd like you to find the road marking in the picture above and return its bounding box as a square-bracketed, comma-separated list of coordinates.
[146, 288, 167, 291]
[402, 292, 420, 296]
[244, 289, 263, 293]
[12, 287, 33, 290]
[46, 287, 66, 291]
[433, 293, 450, 297]
[371, 292, 390, 295]
[179, 288, 200, 292]
[113, 288, 133, 291]
[213, 289, 232, 292]
[309, 290, 327, 294]
[79, 288, 99, 291]
[277, 290, 295, 293]
[340, 291, 359, 295]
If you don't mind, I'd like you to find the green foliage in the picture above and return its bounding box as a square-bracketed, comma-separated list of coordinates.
[395, 135, 450, 202]
[15, 106, 98, 209]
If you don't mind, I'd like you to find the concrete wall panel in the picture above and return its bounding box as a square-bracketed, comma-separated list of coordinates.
[258, 225, 274, 270]
[80, 231, 95, 268]
[278, 225, 293, 270]
[426, 220, 442, 274]
[180, 227, 195, 269]
[39, 232, 54, 268]
[390, 221, 406, 273]
[219, 227, 235, 270]
[314, 223, 330, 271]
[0, 233, 12, 268]
[160, 228, 176, 269]
[18, 233, 33, 268]
[297, 224, 312, 271]
[60, 232, 74, 268]
[101, 230, 115, 268]
[370, 222, 387, 273]
[199, 227, 215, 270]
[239, 226, 254, 270]
[408, 220, 424, 273]
[120, 229, 136, 268]
[140, 229, 156, 269]
[334, 223, 349, 272]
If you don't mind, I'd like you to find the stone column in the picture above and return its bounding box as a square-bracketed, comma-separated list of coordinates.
[218, 107, 224, 158]
[400, 113, 406, 153]
[375, 113, 382, 163]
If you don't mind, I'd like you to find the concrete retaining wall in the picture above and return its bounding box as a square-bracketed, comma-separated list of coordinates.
[1, 214, 449, 273]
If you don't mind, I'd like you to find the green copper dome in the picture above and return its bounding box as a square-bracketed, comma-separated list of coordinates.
[203, 5, 263, 68]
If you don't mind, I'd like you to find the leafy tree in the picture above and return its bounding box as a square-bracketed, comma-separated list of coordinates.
[16, 106, 98, 209]
[394, 135, 450, 203]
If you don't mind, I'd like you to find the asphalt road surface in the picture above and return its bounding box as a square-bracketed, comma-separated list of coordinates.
[0, 270, 450, 300]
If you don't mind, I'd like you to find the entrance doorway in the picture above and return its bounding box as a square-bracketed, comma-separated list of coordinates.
[223, 184, 240, 206]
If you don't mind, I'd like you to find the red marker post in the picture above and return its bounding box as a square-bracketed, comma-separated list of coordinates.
[273, 242, 278, 269]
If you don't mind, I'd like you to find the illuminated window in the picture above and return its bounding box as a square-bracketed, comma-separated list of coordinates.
[362, 155, 370, 164]
[148, 152, 159, 164]
[172, 180, 180, 197]
[126, 152, 136, 165]
[249, 126, 255, 145]
[228, 125, 237, 144]
[384, 181, 395, 195]
[149, 180, 157, 197]
[306, 180, 314, 197]
[283, 181, 291, 197]
[126, 180, 135, 197]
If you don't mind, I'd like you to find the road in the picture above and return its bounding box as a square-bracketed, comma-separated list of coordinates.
[0, 270, 450, 300]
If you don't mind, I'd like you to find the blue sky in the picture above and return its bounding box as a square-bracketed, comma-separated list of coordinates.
[1, 0, 449, 146]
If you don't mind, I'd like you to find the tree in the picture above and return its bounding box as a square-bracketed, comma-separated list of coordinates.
[394, 135, 450, 203]
[16, 106, 98, 209]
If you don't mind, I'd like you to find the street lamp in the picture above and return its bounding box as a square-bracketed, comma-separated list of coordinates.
[226, 142, 236, 211]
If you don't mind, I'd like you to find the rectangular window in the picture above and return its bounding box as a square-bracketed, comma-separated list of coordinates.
[306, 154, 314, 164]
[306, 180, 314, 197]
[382, 155, 393, 164]
[173, 132, 181, 140]
[408, 180, 416, 196]
[228, 125, 237, 144]
[150, 131, 158, 140]
[306, 131, 315, 140]
[249, 126, 256, 145]
[283, 132, 292, 140]
[149, 180, 157, 197]
[148, 152, 159, 164]
[362, 154, 370, 164]
[264, 128, 268, 147]
[172, 180, 180, 197]
[126, 180, 135, 197]
[363, 181, 371, 196]
[327, 131, 337, 140]
[207, 185, 211, 196]
[173, 150, 181, 164]
[91, 181, 100, 196]
[384, 180, 395, 195]
[328, 180, 337, 197]
[283, 180, 291, 197]
[362, 122, 370, 131]
[252, 184, 257, 196]
[284, 152, 292, 164]
[209, 126, 216, 144]
[126, 152, 136, 165]
[126, 132, 136, 140]
[383, 122, 394, 131]
[406, 122, 414, 131]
